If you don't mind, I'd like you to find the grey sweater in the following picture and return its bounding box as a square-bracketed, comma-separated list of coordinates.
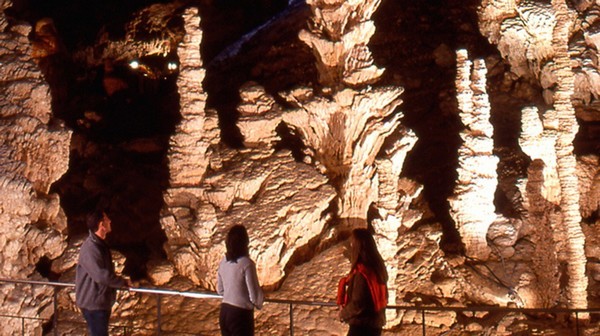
[75, 231, 126, 311]
[217, 256, 264, 310]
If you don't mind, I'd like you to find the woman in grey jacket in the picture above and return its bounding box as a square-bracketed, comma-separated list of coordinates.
[217, 225, 264, 336]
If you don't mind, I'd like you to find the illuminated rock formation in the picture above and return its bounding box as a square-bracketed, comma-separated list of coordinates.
[0, 0, 71, 333]
[159, 7, 220, 287]
[4, 0, 600, 334]
[518, 107, 561, 308]
[372, 138, 419, 323]
[550, 0, 588, 312]
[478, 0, 589, 311]
[298, 0, 384, 88]
[449, 49, 498, 260]
[72, 3, 182, 67]
[287, 0, 405, 229]
[161, 8, 335, 289]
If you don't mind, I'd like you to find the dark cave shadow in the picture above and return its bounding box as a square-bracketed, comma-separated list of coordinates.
[199, 0, 288, 148]
[8, 0, 188, 281]
[42, 54, 177, 280]
[370, 0, 503, 254]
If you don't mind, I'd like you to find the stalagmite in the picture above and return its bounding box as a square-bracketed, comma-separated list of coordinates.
[372, 136, 420, 324]
[160, 7, 221, 287]
[518, 107, 561, 307]
[550, 0, 588, 312]
[161, 7, 335, 289]
[449, 49, 498, 260]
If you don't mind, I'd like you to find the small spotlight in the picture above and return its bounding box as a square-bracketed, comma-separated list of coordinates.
[167, 62, 178, 71]
[129, 60, 140, 69]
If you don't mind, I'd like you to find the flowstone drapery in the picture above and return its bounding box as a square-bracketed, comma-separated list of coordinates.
[285, 0, 409, 229]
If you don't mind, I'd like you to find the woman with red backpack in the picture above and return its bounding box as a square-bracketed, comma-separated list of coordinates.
[337, 228, 389, 336]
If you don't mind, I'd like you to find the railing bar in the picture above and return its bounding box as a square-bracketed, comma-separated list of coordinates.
[21, 317, 24, 336]
[4, 279, 600, 314]
[0, 278, 74, 288]
[4, 278, 600, 335]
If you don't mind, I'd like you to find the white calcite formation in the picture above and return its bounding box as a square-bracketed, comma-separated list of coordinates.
[289, 0, 407, 229]
[237, 82, 283, 148]
[516, 107, 562, 308]
[519, 107, 560, 204]
[372, 140, 419, 324]
[479, 0, 590, 312]
[299, 0, 384, 88]
[0, 0, 71, 334]
[161, 8, 335, 289]
[281, 86, 404, 226]
[160, 7, 219, 287]
[449, 49, 498, 260]
[578, 155, 600, 219]
[6, 0, 600, 334]
[480, 0, 556, 79]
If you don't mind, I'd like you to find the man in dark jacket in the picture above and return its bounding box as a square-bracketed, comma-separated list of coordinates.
[76, 210, 130, 336]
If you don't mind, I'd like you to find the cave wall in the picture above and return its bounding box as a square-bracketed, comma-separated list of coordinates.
[0, 0, 71, 334]
[2, 0, 600, 335]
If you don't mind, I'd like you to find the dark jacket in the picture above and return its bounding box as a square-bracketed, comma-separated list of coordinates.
[340, 272, 386, 329]
[75, 231, 126, 310]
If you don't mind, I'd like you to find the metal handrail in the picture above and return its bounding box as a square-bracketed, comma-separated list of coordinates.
[1, 278, 598, 335]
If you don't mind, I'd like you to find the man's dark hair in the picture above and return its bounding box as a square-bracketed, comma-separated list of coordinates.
[86, 209, 104, 232]
[225, 225, 249, 262]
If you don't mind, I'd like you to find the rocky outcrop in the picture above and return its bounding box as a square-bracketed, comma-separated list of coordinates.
[5, 0, 600, 334]
[161, 8, 335, 289]
[478, 0, 590, 311]
[0, 0, 71, 334]
[71, 3, 183, 67]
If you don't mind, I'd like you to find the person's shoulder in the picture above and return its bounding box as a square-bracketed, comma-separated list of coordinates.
[238, 256, 255, 266]
[79, 235, 93, 249]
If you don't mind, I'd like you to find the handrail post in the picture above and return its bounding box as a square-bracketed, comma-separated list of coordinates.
[575, 311, 579, 336]
[421, 309, 425, 336]
[53, 286, 59, 336]
[156, 293, 162, 335]
[289, 303, 294, 336]
[21, 317, 25, 336]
